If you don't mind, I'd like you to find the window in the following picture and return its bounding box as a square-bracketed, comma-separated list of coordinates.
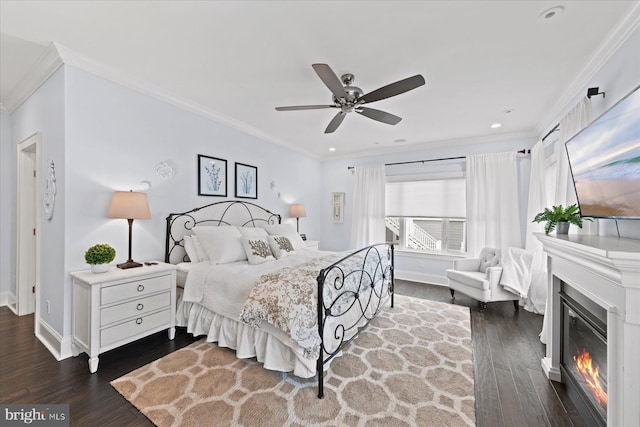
[385, 178, 466, 254]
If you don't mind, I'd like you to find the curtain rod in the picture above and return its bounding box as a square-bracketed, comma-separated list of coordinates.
[540, 87, 604, 143]
[541, 123, 559, 142]
[347, 148, 530, 170]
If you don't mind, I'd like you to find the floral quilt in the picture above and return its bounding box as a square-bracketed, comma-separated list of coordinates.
[239, 248, 391, 360]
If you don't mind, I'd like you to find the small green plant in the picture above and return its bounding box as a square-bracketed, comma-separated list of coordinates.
[84, 243, 116, 265]
[532, 204, 592, 235]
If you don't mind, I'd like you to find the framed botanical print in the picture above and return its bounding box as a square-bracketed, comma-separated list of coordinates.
[198, 155, 227, 197]
[235, 162, 257, 199]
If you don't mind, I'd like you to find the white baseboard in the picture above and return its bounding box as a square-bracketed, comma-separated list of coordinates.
[37, 318, 73, 361]
[0, 291, 17, 313]
[395, 271, 448, 286]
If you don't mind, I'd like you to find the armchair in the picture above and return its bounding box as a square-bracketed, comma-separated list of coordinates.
[446, 248, 519, 310]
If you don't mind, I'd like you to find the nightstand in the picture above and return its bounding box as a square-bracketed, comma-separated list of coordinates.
[305, 240, 319, 250]
[71, 262, 177, 373]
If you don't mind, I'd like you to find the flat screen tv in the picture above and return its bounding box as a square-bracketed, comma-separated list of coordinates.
[565, 85, 640, 219]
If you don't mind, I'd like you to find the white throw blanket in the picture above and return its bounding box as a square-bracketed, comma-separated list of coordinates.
[499, 247, 534, 298]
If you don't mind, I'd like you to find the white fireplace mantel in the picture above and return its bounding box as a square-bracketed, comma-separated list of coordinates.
[537, 233, 640, 427]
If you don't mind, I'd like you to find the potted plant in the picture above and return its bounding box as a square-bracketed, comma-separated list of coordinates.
[532, 204, 592, 235]
[85, 243, 116, 273]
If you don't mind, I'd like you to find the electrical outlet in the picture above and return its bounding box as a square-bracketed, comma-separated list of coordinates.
[46, 300, 50, 314]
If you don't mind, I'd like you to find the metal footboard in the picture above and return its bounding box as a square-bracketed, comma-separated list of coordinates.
[316, 243, 394, 398]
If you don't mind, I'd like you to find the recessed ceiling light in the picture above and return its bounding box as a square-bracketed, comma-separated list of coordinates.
[329, 147, 336, 152]
[394, 138, 407, 143]
[490, 123, 502, 129]
[539, 6, 564, 20]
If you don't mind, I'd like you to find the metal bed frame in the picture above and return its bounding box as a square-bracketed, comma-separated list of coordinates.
[165, 200, 394, 398]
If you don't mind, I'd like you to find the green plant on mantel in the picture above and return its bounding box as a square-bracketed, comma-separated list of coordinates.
[84, 243, 116, 265]
[532, 204, 592, 235]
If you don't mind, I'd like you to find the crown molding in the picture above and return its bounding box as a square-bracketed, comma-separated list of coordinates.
[536, 2, 640, 136]
[322, 130, 538, 162]
[5, 43, 64, 112]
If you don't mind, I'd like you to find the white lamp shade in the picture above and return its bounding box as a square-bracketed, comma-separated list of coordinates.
[290, 204, 307, 218]
[107, 190, 151, 219]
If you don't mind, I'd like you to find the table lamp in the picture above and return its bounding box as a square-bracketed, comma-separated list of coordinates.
[107, 190, 151, 269]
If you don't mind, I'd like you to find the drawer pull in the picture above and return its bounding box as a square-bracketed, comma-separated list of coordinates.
[136, 318, 143, 325]
[137, 284, 145, 292]
[136, 303, 144, 311]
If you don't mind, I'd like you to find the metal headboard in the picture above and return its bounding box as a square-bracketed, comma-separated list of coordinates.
[165, 200, 281, 264]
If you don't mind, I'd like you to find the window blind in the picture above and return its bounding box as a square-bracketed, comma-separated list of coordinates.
[385, 179, 466, 217]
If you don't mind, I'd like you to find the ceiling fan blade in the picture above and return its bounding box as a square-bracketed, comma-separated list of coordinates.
[358, 74, 425, 104]
[275, 105, 335, 111]
[312, 63, 348, 100]
[356, 107, 402, 125]
[325, 112, 346, 134]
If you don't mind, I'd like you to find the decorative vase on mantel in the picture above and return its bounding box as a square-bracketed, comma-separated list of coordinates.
[556, 221, 570, 234]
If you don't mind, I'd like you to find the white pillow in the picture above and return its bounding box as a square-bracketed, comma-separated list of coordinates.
[183, 235, 198, 262]
[190, 235, 209, 262]
[193, 226, 246, 264]
[267, 235, 296, 259]
[241, 237, 275, 265]
[237, 226, 269, 238]
[183, 235, 209, 262]
[263, 224, 306, 250]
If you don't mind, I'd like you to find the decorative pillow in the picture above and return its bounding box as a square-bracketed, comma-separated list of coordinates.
[263, 224, 306, 250]
[478, 249, 501, 273]
[193, 226, 246, 264]
[267, 235, 296, 259]
[241, 237, 275, 265]
[237, 226, 269, 238]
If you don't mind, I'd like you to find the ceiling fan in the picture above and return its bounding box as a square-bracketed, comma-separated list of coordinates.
[275, 64, 426, 134]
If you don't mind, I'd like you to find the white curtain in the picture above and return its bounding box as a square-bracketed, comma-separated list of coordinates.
[350, 164, 386, 249]
[540, 97, 593, 344]
[523, 141, 548, 315]
[555, 97, 592, 211]
[466, 152, 522, 257]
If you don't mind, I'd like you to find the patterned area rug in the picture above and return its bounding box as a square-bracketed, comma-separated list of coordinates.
[111, 295, 475, 426]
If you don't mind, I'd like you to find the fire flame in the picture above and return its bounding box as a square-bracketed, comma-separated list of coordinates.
[574, 349, 607, 407]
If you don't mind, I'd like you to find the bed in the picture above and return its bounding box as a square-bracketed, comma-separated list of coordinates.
[165, 200, 394, 398]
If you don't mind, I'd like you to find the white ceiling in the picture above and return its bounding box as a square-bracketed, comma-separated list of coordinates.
[1, 1, 637, 159]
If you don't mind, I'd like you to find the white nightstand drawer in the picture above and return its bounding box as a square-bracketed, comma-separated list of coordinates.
[101, 275, 171, 305]
[101, 308, 170, 347]
[100, 292, 170, 325]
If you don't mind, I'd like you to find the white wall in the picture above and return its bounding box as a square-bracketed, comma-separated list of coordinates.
[11, 67, 67, 333]
[59, 66, 322, 338]
[0, 110, 15, 305]
[321, 137, 536, 283]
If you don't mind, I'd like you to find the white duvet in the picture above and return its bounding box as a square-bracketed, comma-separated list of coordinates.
[182, 248, 339, 321]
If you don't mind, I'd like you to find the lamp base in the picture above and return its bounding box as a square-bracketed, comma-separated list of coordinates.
[117, 260, 143, 269]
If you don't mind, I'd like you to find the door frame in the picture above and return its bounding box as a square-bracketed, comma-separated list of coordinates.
[16, 133, 41, 333]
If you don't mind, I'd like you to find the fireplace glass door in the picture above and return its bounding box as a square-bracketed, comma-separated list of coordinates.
[561, 296, 607, 425]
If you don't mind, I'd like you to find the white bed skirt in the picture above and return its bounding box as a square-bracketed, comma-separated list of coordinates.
[176, 296, 318, 378]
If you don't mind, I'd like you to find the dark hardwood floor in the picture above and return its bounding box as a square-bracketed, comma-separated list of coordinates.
[0, 280, 585, 426]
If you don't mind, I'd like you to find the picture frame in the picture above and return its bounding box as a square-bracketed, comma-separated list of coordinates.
[332, 192, 345, 223]
[235, 162, 258, 199]
[198, 155, 227, 197]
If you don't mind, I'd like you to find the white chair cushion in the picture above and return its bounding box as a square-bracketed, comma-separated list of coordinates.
[478, 248, 501, 273]
[446, 270, 490, 290]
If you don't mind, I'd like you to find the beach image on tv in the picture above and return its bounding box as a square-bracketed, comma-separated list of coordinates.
[566, 88, 640, 217]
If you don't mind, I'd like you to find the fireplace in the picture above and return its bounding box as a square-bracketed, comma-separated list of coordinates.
[560, 284, 607, 427]
[536, 233, 640, 427]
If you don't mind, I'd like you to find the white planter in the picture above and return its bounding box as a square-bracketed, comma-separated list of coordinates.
[90, 264, 110, 274]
